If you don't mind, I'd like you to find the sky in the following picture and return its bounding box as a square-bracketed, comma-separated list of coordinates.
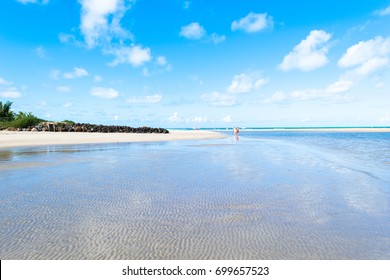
[1, 0, 390, 128]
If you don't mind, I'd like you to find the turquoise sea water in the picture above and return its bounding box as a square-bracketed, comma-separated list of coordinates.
[0, 131, 389, 259]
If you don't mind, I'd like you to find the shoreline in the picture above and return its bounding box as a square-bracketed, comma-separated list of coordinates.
[0, 130, 226, 149]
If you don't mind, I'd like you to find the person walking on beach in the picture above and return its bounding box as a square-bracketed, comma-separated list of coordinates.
[233, 127, 240, 141]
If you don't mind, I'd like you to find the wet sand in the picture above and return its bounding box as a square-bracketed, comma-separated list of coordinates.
[1, 130, 389, 259]
[0, 130, 226, 149]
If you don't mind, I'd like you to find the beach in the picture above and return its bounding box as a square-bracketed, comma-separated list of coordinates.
[0, 130, 226, 149]
[1, 130, 389, 259]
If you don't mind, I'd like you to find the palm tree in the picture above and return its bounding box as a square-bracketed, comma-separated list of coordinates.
[0, 101, 15, 122]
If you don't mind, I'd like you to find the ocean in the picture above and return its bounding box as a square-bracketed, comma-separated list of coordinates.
[0, 131, 389, 259]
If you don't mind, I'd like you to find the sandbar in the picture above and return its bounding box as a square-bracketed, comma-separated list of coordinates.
[0, 130, 226, 149]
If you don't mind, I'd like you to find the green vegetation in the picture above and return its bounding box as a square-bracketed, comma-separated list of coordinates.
[62, 119, 75, 125]
[0, 101, 14, 122]
[0, 100, 45, 129]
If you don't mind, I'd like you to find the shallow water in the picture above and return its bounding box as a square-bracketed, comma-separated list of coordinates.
[0, 132, 389, 259]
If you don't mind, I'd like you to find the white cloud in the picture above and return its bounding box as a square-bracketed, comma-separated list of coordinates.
[264, 91, 287, 103]
[63, 102, 72, 108]
[157, 56, 167, 66]
[0, 90, 21, 98]
[192, 116, 207, 123]
[338, 37, 390, 79]
[167, 112, 207, 123]
[325, 80, 353, 94]
[35, 46, 45, 58]
[279, 30, 331, 72]
[180, 22, 225, 44]
[231, 12, 273, 33]
[94, 75, 103, 82]
[227, 72, 268, 93]
[107, 45, 152, 67]
[168, 112, 180, 122]
[63, 67, 89, 79]
[222, 115, 233, 123]
[127, 94, 162, 103]
[180, 22, 205, 40]
[0, 77, 12, 85]
[338, 37, 390, 68]
[290, 88, 324, 100]
[201, 92, 236, 106]
[375, 5, 390, 16]
[90, 87, 119, 99]
[208, 33, 226, 44]
[58, 33, 83, 47]
[79, 0, 133, 49]
[264, 82, 353, 103]
[16, 0, 49, 4]
[56, 86, 71, 92]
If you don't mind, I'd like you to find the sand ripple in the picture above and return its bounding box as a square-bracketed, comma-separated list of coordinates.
[1, 139, 389, 259]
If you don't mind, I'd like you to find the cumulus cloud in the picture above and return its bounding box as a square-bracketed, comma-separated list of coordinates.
[231, 12, 273, 33]
[63, 67, 89, 79]
[79, 0, 133, 49]
[279, 30, 332, 72]
[16, 0, 49, 4]
[208, 33, 226, 44]
[90, 87, 119, 98]
[0, 77, 12, 85]
[180, 22, 206, 40]
[375, 5, 390, 16]
[264, 91, 287, 103]
[264, 79, 353, 104]
[0, 90, 21, 98]
[201, 92, 236, 106]
[127, 94, 162, 103]
[338, 36, 390, 76]
[180, 22, 225, 44]
[228, 72, 268, 93]
[290, 89, 325, 100]
[106, 45, 152, 67]
[325, 80, 353, 94]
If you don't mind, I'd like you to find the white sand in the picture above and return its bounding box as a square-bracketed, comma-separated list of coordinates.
[0, 130, 226, 149]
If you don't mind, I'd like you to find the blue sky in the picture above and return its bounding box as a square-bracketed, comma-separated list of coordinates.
[1, 0, 390, 127]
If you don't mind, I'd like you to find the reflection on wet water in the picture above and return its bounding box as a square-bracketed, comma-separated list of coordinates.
[0, 133, 389, 259]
